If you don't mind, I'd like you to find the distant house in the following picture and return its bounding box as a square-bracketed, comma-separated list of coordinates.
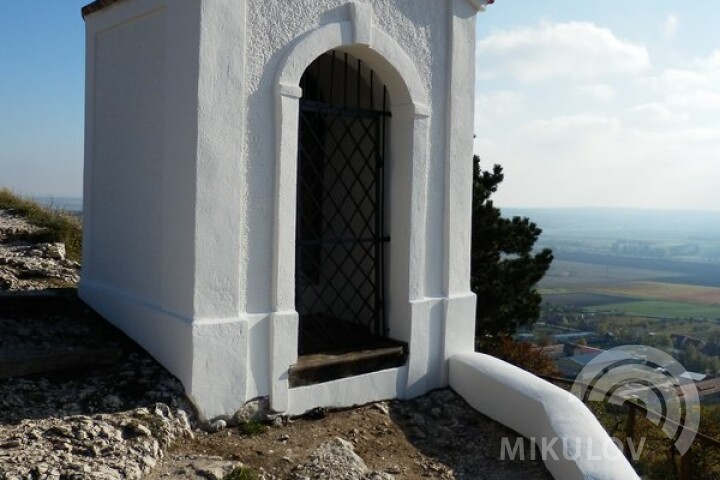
[556, 352, 602, 378]
[680, 371, 708, 383]
[556, 349, 639, 378]
[695, 377, 720, 404]
[551, 331, 594, 343]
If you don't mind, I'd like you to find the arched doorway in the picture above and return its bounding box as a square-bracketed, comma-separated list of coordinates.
[293, 50, 405, 382]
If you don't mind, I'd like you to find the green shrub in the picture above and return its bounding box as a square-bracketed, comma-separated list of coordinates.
[236, 420, 267, 437]
[225, 467, 259, 480]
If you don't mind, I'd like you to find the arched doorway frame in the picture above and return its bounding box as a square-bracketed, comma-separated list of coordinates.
[270, 2, 430, 412]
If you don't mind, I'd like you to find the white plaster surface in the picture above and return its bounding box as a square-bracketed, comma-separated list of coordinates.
[449, 353, 642, 480]
[288, 367, 408, 416]
[82, 0, 480, 420]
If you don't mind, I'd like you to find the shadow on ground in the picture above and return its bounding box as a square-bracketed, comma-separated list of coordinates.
[0, 289, 185, 424]
[387, 390, 554, 480]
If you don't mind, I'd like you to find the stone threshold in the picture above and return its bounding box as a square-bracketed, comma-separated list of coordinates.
[289, 341, 408, 388]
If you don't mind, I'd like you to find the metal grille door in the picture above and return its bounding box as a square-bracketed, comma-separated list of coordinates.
[296, 52, 390, 355]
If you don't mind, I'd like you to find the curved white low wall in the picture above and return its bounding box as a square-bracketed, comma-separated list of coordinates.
[449, 352, 640, 480]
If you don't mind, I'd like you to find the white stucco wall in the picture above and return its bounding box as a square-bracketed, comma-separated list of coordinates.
[450, 353, 642, 480]
[82, 0, 483, 419]
[81, 0, 202, 404]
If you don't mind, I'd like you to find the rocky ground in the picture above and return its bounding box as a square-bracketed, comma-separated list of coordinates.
[150, 390, 553, 480]
[0, 295, 195, 479]
[0, 209, 80, 291]
[0, 209, 552, 479]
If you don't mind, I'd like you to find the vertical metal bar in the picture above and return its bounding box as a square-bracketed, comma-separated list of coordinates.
[315, 54, 322, 101]
[370, 70, 374, 111]
[343, 53, 348, 108]
[382, 85, 387, 114]
[357, 59, 362, 109]
[374, 113, 381, 336]
[329, 51, 336, 105]
[380, 86, 387, 335]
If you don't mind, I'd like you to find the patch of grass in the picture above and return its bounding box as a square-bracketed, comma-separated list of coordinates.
[584, 300, 720, 320]
[593, 281, 720, 306]
[543, 292, 635, 308]
[539, 259, 681, 289]
[236, 420, 267, 437]
[225, 467, 259, 480]
[0, 189, 82, 262]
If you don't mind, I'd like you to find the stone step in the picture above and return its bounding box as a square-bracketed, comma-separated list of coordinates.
[289, 342, 408, 388]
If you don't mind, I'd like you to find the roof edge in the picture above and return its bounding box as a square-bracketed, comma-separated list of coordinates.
[82, 0, 128, 19]
[464, 0, 494, 12]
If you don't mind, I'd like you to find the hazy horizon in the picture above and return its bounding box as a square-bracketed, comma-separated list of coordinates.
[504, 205, 720, 214]
[31, 195, 720, 216]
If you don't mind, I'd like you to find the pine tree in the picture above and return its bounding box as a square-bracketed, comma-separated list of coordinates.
[471, 155, 554, 343]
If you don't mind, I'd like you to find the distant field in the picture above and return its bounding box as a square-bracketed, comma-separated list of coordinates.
[606, 316, 720, 338]
[539, 260, 680, 289]
[584, 300, 720, 320]
[553, 252, 720, 287]
[542, 293, 632, 308]
[593, 282, 720, 306]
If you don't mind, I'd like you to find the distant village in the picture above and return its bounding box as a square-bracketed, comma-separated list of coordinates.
[516, 305, 720, 405]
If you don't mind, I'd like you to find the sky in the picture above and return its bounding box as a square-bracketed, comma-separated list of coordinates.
[0, 1, 87, 198]
[476, 1, 720, 211]
[0, 1, 718, 211]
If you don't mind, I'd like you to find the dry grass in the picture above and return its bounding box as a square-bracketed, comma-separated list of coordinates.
[0, 189, 82, 262]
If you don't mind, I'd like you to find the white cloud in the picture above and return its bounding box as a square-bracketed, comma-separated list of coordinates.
[663, 14, 679, 39]
[642, 51, 720, 92]
[473, 34, 720, 210]
[641, 68, 714, 94]
[667, 127, 720, 143]
[573, 84, 616, 101]
[477, 21, 650, 83]
[706, 50, 720, 69]
[476, 114, 720, 210]
[638, 51, 720, 115]
[667, 91, 720, 111]
[626, 103, 686, 124]
[522, 115, 621, 138]
[476, 90, 525, 117]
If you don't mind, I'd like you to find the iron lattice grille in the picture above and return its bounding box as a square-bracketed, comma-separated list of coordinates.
[296, 51, 390, 356]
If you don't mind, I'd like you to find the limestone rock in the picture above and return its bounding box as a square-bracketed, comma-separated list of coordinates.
[292, 438, 394, 480]
[0, 210, 80, 291]
[43, 242, 66, 260]
[232, 397, 270, 424]
[146, 455, 242, 480]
